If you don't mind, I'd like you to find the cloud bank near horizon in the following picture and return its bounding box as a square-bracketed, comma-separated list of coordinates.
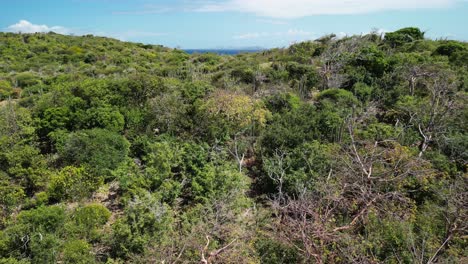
[4, 20, 167, 42]
[6, 20, 70, 34]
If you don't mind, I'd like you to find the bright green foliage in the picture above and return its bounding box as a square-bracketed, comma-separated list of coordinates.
[116, 74, 163, 106]
[2, 144, 49, 194]
[112, 159, 147, 196]
[127, 138, 251, 204]
[0, 203, 107, 263]
[0, 80, 14, 99]
[357, 122, 402, 141]
[0, 104, 36, 145]
[66, 204, 110, 241]
[61, 239, 95, 264]
[84, 107, 125, 132]
[48, 166, 101, 202]
[16, 205, 66, 234]
[180, 81, 214, 103]
[38, 107, 72, 137]
[147, 92, 189, 135]
[0, 258, 30, 264]
[0, 172, 25, 224]
[288, 41, 321, 61]
[200, 90, 271, 140]
[230, 66, 255, 83]
[448, 49, 468, 66]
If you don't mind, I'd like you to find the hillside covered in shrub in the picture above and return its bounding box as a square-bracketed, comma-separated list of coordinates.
[0, 28, 467, 263]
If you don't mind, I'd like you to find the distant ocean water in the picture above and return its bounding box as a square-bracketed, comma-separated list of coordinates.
[183, 49, 263, 55]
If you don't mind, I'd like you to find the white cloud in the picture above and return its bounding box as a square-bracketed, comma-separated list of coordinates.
[6, 20, 70, 34]
[197, 0, 460, 18]
[4, 20, 167, 42]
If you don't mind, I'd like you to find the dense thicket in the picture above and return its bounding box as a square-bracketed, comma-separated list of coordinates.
[0, 28, 466, 263]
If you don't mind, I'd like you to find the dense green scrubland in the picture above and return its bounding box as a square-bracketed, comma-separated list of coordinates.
[0, 28, 466, 263]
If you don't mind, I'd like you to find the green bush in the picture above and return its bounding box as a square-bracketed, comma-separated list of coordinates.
[0, 80, 14, 100]
[57, 129, 130, 176]
[27, 233, 61, 263]
[84, 107, 125, 132]
[433, 41, 466, 57]
[16, 205, 66, 233]
[352, 82, 374, 102]
[449, 49, 468, 67]
[286, 61, 320, 88]
[0, 258, 30, 264]
[358, 122, 402, 141]
[3, 144, 49, 194]
[67, 204, 111, 240]
[265, 92, 301, 114]
[38, 107, 72, 137]
[61, 239, 95, 264]
[15, 72, 41, 88]
[353, 45, 389, 77]
[48, 166, 100, 202]
[231, 66, 255, 83]
[317, 88, 358, 107]
[1, 206, 65, 262]
[0, 173, 25, 223]
[261, 104, 319, 153]
[385, 27, 425, 48]
[366, 214, 414, 263]
[110, 192, 174, 258]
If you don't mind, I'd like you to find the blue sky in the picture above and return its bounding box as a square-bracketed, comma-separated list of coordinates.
[1, 0, 467, 49]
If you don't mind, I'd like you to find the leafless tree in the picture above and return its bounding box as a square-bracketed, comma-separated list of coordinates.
[395, 68, 458, 157]
[417, 74, 457, 157]
[318, 36, 367, 89]
[269, 118, 433, 263]
[404, 65, 437, 96]
[427, 175, 468, 264]
[227, 134, 249, 173]
[264, 148, 290, 200]
[200, 236, 237, 264]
